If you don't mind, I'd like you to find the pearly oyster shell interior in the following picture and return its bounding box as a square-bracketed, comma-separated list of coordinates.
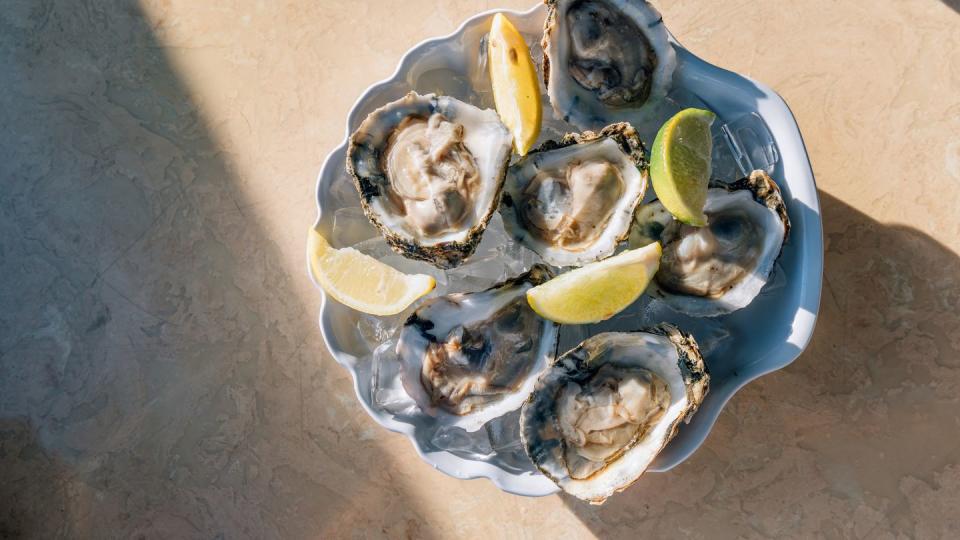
[347, 92, 513, 269]
[521, 325, 709, 503]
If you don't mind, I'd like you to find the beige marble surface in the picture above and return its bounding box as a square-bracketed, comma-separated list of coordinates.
[2, 0, 959, 538]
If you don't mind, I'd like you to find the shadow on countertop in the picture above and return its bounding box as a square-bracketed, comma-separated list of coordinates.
[561, 190, 960, 537]
[2, 2, 959, 538]
[941, 0, 960, 14]
[0, 2, 436, 538]
[0, 418, 71, 539]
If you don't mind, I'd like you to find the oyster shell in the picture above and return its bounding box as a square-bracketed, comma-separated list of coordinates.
[347, 92, 513, 269]
[521, 324, 709, 503]
[499, 122, 648, 267]
[542, 0, 677, 130]
[396, 265, 559, 431]
[632, 170, 790, 316]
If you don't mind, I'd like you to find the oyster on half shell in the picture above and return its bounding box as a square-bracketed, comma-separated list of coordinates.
[396, 265, 559, 432]
[631, 170, 790, 316]
[542, 0, 677, 130]
[521, 325, 709, 503]
[499, 123, 648, 267]
[347, 92, 513, 269]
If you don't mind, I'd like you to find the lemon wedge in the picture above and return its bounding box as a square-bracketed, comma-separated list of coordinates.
[308, 228, 435, 316]
[650, 108, 717, 226]
[488, 13, 541, 156]
[526, 243, 662, 325]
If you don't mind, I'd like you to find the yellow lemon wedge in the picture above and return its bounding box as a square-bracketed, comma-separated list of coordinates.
[526, 243, 662, 325]
[650, 108, 717, 226]
[308, 228, 435, 316]
[488, 12, 541, 156]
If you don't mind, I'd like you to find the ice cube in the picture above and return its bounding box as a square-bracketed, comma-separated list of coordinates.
[714, 113, 780, 178]
[370, 341, 417, 415]
[469, 89, 496, 111]
[446, 257, 510, 293]
[538, 101, 578, 143]
[327, 170, 361, 208]
[467, 34, 496, 110]
[638, 298, 678, 327]
[473, 215, 510, 257]
[486, 410, 536, 472]
[443, 229, 520, 292]
[496, 232, 543, 276]
[639, 299, 733, 358]
[375, 388, 418, 416]
[695, 322, 732, 358]
[369, 341, 397, 395]
[357, 313, 406, 346]
[381, 254, 448, 288]
[485, 409, 523, 452]
[332, 207, 378, 247]
[527, 34, 545, 75]
[412, 68, 475, 101]
[352, 237, 395, 259]
[711, 130, 743, 182]
[503, 245, 541, 276]
[430, 424, 493, 457]
[590, 296, 651, 334]
[492, 446, 535, 473]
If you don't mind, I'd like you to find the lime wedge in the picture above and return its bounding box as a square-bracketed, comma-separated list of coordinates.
[650, 108, 717, 226]
[526, 243, 662, 325]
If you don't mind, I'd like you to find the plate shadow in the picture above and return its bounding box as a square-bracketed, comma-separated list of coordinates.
[559, 190, 960, 537]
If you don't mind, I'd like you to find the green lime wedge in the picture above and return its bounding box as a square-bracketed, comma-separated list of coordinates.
[649, 108, 717, 226]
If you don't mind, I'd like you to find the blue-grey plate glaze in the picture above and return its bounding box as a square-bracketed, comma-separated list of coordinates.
[309, 4, 822, 497]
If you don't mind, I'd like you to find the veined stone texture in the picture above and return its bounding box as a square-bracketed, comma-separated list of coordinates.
[1, 0, 959, 538]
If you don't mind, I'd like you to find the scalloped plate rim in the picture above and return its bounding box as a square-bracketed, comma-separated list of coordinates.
[307, 2, 823, 498]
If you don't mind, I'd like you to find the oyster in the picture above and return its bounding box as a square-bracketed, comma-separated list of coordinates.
[347, 92, 513, 269]
[396, 265, 559, 431]
[499, 123, 648, 267]
[542, 0, 677, 130]
[632, 170, 790, 316]
[521, 325, 709, 503]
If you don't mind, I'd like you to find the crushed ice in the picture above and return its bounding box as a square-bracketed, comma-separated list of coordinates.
[326, 15, 782, 469]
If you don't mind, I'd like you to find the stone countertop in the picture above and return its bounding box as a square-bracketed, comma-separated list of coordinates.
[1, 0, 959, 538]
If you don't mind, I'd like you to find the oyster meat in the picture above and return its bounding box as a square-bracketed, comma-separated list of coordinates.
[632, 170, 790, 316]
[521, 325, 709, 503]
[396, 265, 559, 431]
[499, 123, 648, 267]
[347, 92, 513, 268]
[542, 0, 677, 130]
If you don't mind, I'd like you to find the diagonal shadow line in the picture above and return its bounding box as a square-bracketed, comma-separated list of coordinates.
[0, 1, 437, 538]
[941, 0, 960, 13]
[560, 190, 960, 536]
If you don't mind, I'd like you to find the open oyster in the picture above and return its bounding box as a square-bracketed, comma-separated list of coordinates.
[499, 123, 648, 267]
[521, 325, 709, 503]
[347, 92, 513, 268]
[632, 170, 790, 316]
[396, 265, 559, 431]
[542, 0, 677, 130]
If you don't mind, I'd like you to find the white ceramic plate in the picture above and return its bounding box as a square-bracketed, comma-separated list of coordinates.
[309, 4, 823, 497]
